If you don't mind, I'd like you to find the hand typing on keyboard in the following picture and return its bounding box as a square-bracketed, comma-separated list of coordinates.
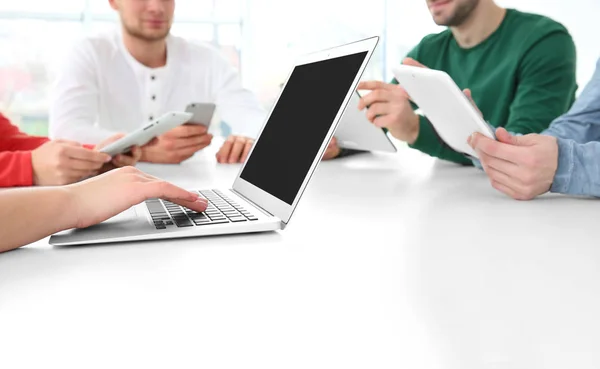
[0, 166, 209, 252]
[147, 189, 258, 229]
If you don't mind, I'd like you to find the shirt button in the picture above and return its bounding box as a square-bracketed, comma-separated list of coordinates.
[149, 115, 154, 121]
[152, 95, 156, 100]
[151, 75, 156, 80]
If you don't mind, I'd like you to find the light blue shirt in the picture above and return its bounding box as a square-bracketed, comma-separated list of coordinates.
[544, 58, 600, 197]
[471, 59, 600, 197]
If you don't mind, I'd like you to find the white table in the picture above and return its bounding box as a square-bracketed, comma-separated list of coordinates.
[1, 145, 598, 369]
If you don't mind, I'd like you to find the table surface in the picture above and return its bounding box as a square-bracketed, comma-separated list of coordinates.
[1, 143, 598, 369]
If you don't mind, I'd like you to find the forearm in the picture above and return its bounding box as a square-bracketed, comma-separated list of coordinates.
[544, 119, 600, 144]
[409, 116, 472, 165]
[0, 187, 75, 252]
[551, 138, 600, 197]
[542, 60, 600, 143]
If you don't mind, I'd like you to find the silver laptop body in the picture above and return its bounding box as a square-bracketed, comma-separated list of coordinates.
[50, 37, 379, 246]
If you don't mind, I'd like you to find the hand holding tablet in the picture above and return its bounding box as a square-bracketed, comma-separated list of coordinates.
[99, 111, 193, 157]
[392, 65, 495, 158]
[99, 102, 218, 162]
[335, 92, 397, 153]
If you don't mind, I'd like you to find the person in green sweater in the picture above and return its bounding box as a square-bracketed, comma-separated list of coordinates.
[357, 0, 577, 165]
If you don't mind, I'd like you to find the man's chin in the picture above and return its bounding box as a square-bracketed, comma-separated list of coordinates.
[126, 28, 171, 42]
[432, 14, 452, 26]
[140, 32, 170, 42]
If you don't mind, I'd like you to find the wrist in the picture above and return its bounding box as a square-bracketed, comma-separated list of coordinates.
[389, 113, 420, 144]
[30, 149, 41, 185]
[56, 186, 81, 230]
[139, 148, 152, 163]
[550, 137, 573, 194]
[139, 146, 160, 163]
[405, 114, 420, 145]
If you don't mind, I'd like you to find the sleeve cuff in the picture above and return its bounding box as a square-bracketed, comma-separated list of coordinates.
[20, 151, 34, 186]
[550, 137, 574, 193]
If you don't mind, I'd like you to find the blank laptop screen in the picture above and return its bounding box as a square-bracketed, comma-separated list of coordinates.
[240, 51, 368, 205]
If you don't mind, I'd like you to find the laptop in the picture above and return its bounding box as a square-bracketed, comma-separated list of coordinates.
[335, 92, 397, 153]
[49, 36, 379, 246]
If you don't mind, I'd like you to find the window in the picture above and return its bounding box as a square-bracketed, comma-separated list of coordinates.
[0, 1, 85, 13]
[0, 19, 83, 135]
[0, 0, 243, 135]
[2, 0, 596, 136]
[241, 0, 389, 109]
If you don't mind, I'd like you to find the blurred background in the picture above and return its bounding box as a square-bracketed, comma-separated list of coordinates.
[1, 0, 599, 135]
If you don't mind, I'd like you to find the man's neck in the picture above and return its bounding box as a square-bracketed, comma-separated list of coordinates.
[121, 29, 168, 68]
[450, 3, 506, 49]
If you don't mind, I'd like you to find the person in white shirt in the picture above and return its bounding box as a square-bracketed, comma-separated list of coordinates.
[50, 0, 279, 164]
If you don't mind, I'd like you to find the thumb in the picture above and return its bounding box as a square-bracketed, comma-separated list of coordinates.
[463, 88, 483, 118]
[402, 57, 428, 69]
[495, 127, 535, 146]
[463, 88, 472, 100]
[495, 127, 514, 144]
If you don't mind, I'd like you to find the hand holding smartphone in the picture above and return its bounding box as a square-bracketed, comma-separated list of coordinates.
[185, 102, 216, 127]
[98, 103, 216, 159]
[99, 111, 193, 157]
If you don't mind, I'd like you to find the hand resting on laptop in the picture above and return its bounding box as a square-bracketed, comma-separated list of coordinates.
[0, 167, 208, 252]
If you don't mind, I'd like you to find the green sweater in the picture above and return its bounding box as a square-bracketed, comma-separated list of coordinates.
[395, 8, 577, 165]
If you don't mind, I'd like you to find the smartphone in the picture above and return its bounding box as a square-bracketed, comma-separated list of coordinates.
[185, 102, 216, 127]
[99, 111, 193, 157]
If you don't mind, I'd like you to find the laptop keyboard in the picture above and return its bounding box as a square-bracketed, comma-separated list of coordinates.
[145, 189, 258, 230]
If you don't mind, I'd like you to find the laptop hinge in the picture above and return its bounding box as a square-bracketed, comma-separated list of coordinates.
[231, 189, 275, 218]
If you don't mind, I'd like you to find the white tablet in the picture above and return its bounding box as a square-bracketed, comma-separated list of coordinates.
[392, 65, 495, 158]
[335, 92, 397, 153]
[100, 111, 193, 157]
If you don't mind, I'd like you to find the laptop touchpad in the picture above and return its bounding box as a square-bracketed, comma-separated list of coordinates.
[103, 207, 138, 224]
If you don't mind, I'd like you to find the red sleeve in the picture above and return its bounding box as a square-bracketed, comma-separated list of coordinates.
[0, 114, 95, 187]
[0, 113, 49, 151]
[0, 151, 34, 187]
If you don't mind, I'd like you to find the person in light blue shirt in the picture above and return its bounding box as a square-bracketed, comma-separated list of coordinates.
[468, 58, 600, 200]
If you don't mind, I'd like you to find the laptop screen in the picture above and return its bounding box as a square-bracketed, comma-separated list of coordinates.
[240, 51, 368, 205]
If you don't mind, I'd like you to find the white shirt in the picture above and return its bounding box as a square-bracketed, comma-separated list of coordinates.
[49, 29, 266, 143]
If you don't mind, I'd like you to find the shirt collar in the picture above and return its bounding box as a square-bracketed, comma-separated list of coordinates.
[116, 28, 175, 77]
